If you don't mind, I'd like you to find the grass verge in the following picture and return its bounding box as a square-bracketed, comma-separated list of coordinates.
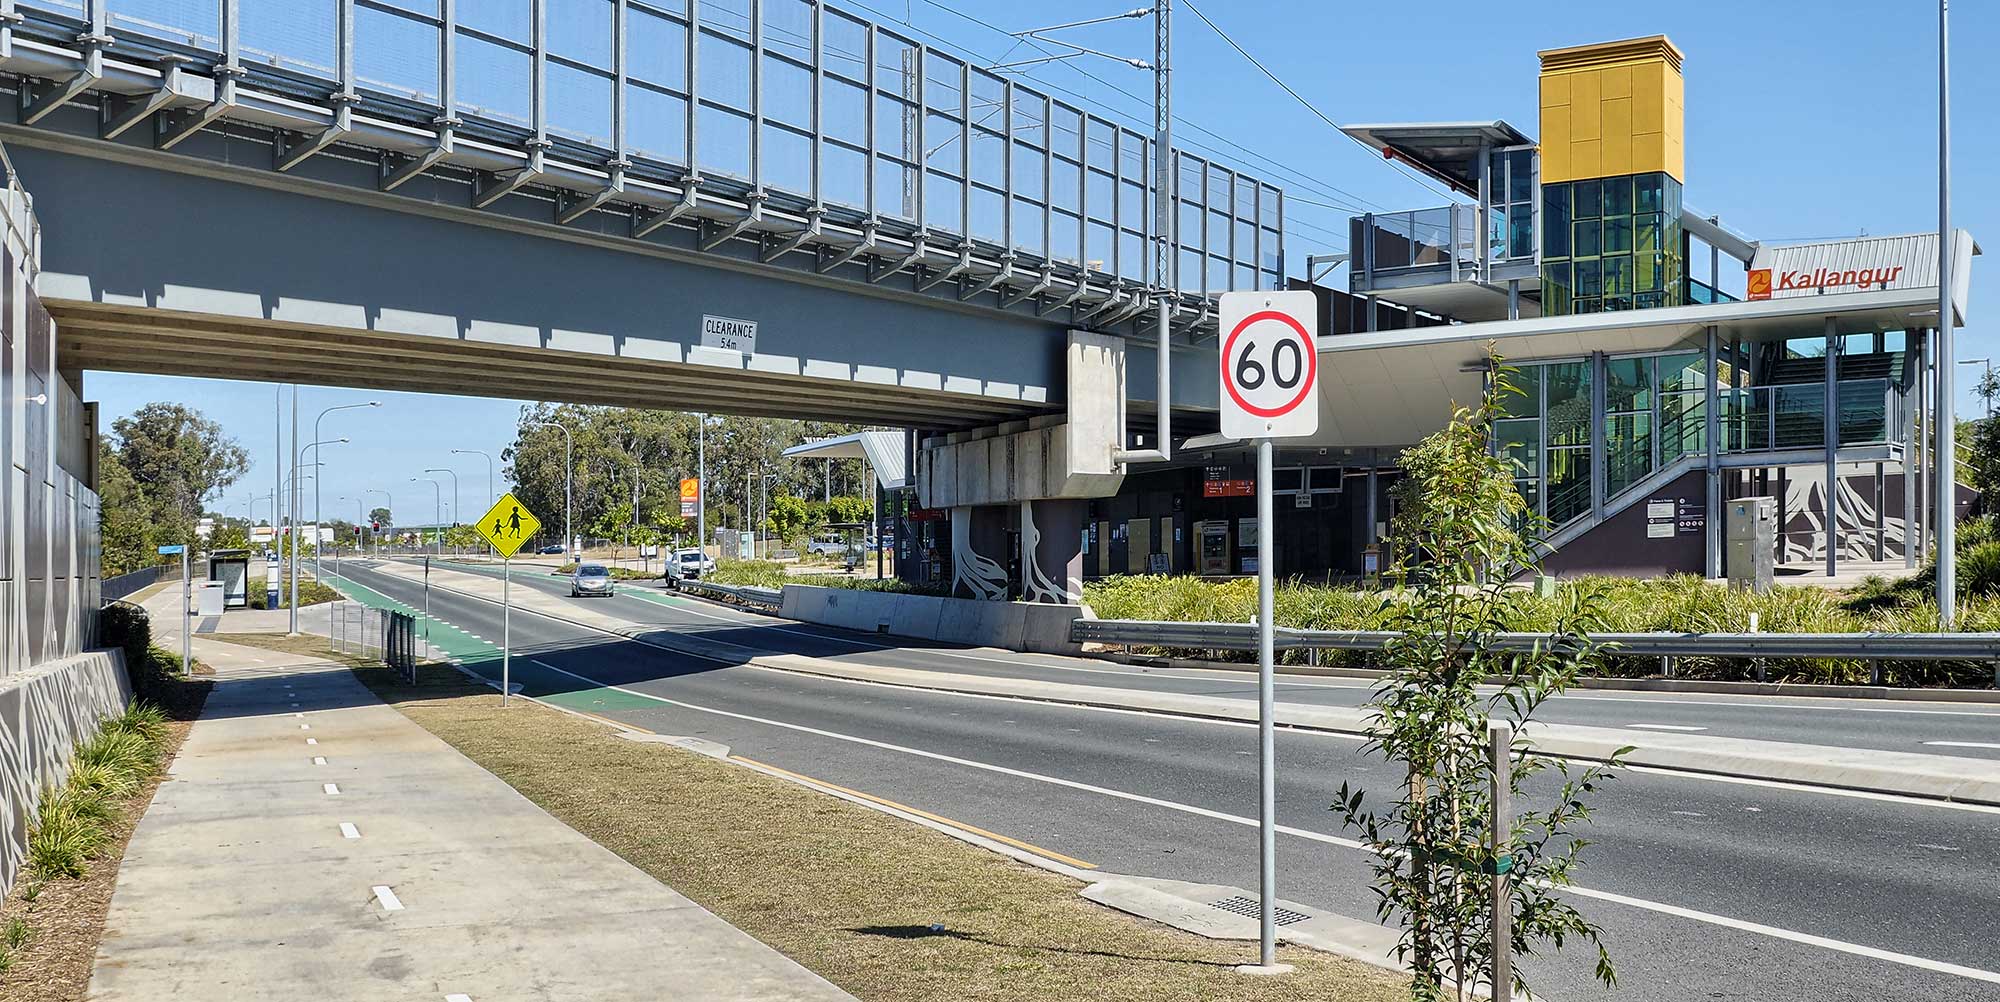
[351, 660, 1406, 1002]
[0, 659, 208, 1000]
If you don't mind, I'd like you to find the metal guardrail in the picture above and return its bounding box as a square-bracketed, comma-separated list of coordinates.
[1072, 619, 2000, 664]
[673, 578, 784, 609]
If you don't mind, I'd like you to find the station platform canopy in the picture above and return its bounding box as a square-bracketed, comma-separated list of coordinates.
[784, 431, 907, 491]
[1339, 121, 1536, 196]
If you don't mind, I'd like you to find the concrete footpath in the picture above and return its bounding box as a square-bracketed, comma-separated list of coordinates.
[89, 636, 856, 1002]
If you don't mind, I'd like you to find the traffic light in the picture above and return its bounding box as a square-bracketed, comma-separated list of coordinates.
[371, 521, 380, 532]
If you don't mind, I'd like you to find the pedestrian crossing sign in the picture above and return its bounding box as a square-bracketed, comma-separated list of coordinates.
[476, 492, 543, 559]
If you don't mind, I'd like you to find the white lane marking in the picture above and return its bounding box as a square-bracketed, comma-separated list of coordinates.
[339, 822, 360, 839]
[526, 655, 2000, 986]
[445, 995, 473, 1002]
[313, 756, 327, 765]
[1629, 723, 1707, 732]
[294, 712, 305, 718]
[1924, 741, 2000, 750]
[1551, 882, 2000, 986]
[1916, 843, 1961, 852]
[322, 783, 340, 795]
[300, 724, 310, 731]
[372, 885, 404, 911]
[1621, 765, 2000, 817]
[306, 738, 318, 746]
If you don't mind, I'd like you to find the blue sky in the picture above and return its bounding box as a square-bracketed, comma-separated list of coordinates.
[85, 0, 1996, 521]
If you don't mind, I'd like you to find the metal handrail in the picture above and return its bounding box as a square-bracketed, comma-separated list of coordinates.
[674, 578, 783, 608]
[1071, 618, 2000, 663]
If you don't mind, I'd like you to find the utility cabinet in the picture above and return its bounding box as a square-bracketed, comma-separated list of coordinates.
[1725, 496, 1777, 593]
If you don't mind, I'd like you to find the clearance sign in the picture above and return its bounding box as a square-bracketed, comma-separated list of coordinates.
[1746, 233, 1936, 302]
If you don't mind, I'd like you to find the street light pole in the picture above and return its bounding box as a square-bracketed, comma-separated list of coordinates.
[312, 400, 381, 587]
[413, 477, 443, 555]
[530, 421, 574, 559]
[425, 467, 460, 555]
[452, 448, 496, 554]
[1936, 0, 1956, 627]
[291, 439, 345, 631]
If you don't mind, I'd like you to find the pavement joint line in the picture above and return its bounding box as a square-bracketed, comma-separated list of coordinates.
[339, 822, 360, 839]
[1628, 723, 1707, 731]
[322, 783, 340, 795]
[380, 561, 2000, 810]
[729, 754, 1096, 870]
[371, 885, 404, 912]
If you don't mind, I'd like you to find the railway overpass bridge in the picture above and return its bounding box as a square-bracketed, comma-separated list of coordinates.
[0, 0, 1276, 430]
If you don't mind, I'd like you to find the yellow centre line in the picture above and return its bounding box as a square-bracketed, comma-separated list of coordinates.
[730, 754, 1097, 871]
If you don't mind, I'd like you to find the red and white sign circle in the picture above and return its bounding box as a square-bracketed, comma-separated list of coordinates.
[1218, 291, 1319, 439]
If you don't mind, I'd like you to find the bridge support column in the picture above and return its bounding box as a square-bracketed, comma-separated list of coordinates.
[1021, 499, 1086, 605]
[950, 506, 1011, 601]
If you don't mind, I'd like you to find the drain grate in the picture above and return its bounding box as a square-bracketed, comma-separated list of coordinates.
[1208, 895, 1311, 927]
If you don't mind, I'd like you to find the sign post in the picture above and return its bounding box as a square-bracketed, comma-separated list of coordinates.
[474, 492, 543, 706]
[159, 544, 189, 679]
[1218, 289, 1319, 974]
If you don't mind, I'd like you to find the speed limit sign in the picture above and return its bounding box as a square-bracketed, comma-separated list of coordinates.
[1219, 290, 1319, 439]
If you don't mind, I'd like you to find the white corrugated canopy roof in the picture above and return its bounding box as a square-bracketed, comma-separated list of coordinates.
[783, 430, 907, 490]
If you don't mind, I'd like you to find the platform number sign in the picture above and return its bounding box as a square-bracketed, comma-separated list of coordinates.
[1219, 290, 1319, 440]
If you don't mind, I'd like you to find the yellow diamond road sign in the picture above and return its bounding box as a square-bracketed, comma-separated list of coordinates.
[476, 492, 543, 559]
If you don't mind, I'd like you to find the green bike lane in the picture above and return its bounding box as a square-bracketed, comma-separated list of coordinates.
[318, 565, 675, 719]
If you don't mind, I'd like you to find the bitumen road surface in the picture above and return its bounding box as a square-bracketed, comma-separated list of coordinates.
[333, 560, 2000, 1002]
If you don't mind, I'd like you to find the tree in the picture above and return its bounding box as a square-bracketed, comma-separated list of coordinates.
[767, 494, 815, 550]
[369, 506, 394, 529]
[1333, 359, 1621, 1002]
[97, 440, 155, 576]
[109, 402, 250, 539]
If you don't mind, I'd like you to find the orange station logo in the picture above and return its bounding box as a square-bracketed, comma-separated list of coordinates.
[1746, 268, 1773, 301]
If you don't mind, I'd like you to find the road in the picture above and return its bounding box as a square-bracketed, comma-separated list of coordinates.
[333, 559, 2000, 1002]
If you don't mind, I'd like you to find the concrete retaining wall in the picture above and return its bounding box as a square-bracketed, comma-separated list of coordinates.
[777, 584, 1089, 655]
[0, 648, 131, 895]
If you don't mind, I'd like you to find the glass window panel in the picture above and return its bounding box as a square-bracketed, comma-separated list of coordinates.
[1547, 447, 1592, 525]
[1051, 107, 1084, 159]
[1207, 254, 1230, 293]
[1261, 185, 1282, 229]
[462, 1, 531, 42]
[357, 7, 440, 103]
[924, 114, 963, 172]
[1087, 170, 1115, 222]
[455, 35, 531, 123]
[875, 38, 918, 100]
[1544, 362, 1593, 446]
[821, 141, 867, 208]
[1606, 357, 1652, 413]
[1010, 94, 1047, 144]
[874, 94, 916, 161]
[925, 51, 964, 111]
[626, 84, 687, 163]
[1236, 219, 1258, 263]
[1543, 184, 1570, 258]
[1602, 255, 1632, 296]
[1049, 209, 1082, 265]
[698, 105, 751, 178]
[1208, 210, 1232, 256]
[1087, 223, 1114, 273]
[1509, 204, 1533, 258]
[1050, 159, 1080, 212]
[969, 70, 1006, 123]
[244, 0, 336, 77]
[1120, 180, 1144, 231]
[1602, 175, 1633, 216]
[1501, 364, 1541, 418]
[1572, 179, 1600, 219]
[1660, 390, 1706, 464]
[1011, 142, 1046, 202]
[970, 186, 1006, 243]
[112, 0, 220, 48]
[1508, 149, 1534, 201]
[1012, 199, 1045, 256]
[701, 33, 752, 109]
[1636, 172, 1664, 214]
[1603, 215, 1633, 254]
[1084, 120, 1117, 173]
[548, 64, 613, 145]
[1607, 413, 1654, 497]
[968, 129, 1005, 188]
[763, 55, 812, 127]
[700, 0, 752, 42]
[820, 78, 866, 145]
[1120, 232, 1145, 281]
[1636, 212, 1662, 254]
[1573, 219, 1600, 258]
[1636, 252, 1663, 293]
[1496, 418, 1540, 477]
[1573, 297, 1601, 314]
[1272, 467, 1304, 493]
[821, 12, 867, 80]
[761, 0, 812, 61]
[549, 0, 614, 65]
[1177, 248, 1202, 292]
[628, 9, 687, 87]
[1177, 201, 1202, 252]
[760, 124, 811, 194]
[1573, 258, 1601, 298]
[927, 175, 964, 232]
[877, 161, 915, 219]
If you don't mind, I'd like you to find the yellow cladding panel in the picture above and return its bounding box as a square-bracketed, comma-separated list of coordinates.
[1539, 35, 1685, 183]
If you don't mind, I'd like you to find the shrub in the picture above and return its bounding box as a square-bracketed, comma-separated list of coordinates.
[99, 601, 152, 668]
[706, 560, 788, 589]
[75, 728, 160, 777]
[66, 761, 140, 799]
[250, 578, 339, 609]
[1958, 541, 2000, 597]
[28, 786, 110, 879]
[108, 701, 170, 744]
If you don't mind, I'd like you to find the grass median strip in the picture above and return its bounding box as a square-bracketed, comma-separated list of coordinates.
[352, 660, 1407, 1002]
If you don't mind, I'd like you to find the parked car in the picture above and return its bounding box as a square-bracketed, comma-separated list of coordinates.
[806, 537, 847, 556]
[569, 563, 615, 597]
[669, 549, 715, 579]
[537, 543, 564, 555]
